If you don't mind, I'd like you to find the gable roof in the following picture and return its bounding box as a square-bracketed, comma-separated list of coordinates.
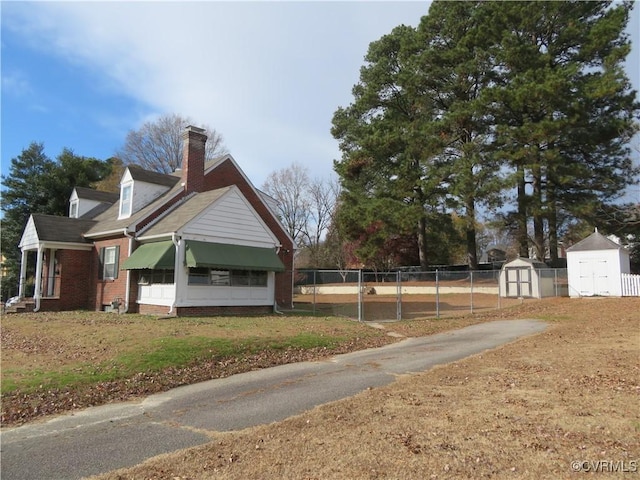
[503, 257, 547, 269]
[203, 154, 296, 247]
[20, 214, 96, 247]
[74, 187, 119, 204]
[567, 231, 624, 252]
[84, 180, 185, 237]
[138, 187, 232, 239]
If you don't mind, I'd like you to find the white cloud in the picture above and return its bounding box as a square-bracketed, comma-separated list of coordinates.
[1, 69, 32, 97]
[1, 1, 428, 182]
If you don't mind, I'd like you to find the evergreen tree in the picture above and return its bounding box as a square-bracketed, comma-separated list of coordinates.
[1, 143, 112, 299]
[332, 23, 450, 269]
[1, 143, 56, 299]
[485, 0, 639, 261]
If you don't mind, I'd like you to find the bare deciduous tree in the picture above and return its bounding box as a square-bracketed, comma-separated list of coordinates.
[116, 113, 227, 173]
[262, 163, 311, 246]
[262, 163, 340, 267]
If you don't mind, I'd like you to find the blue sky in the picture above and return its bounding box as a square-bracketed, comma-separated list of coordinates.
[1, 1, 639, 201]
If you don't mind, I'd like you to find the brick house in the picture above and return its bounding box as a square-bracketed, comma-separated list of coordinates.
[16, 126, 294, 316]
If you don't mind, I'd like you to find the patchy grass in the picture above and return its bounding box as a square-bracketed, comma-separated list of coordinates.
[85, 297, 640, 480]
[1, 312, 396, 425]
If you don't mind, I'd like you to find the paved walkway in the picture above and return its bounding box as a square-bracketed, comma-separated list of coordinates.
[0, 319, 547, 480]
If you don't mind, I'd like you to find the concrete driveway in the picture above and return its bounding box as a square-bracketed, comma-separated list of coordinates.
[0, 319, 546, 480]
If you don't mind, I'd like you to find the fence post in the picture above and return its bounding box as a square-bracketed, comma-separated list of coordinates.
[396, 270, 402, 321]
[436, 269, 440, 319]
[470, 271, 474, 314]
[313, 270, 317, 315]
[358, 269, 363, 322]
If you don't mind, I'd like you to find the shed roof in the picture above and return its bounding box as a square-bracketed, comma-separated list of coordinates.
[567, 231, 623, 252]
[502, 257, 547, 269]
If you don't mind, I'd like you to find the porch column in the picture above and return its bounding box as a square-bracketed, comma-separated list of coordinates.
[18, 249, 28, 298]
[34, 244, 44, 302]
[172, 239, 184, 310]
[46, 248, 57, 297]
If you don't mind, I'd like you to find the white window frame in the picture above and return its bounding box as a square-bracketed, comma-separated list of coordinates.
[103, 246, 118, 280]
[69, 200, 79, 218]
[119, 183, 133, 218]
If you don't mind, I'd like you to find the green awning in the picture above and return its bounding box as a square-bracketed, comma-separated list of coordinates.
[185, 240, 285, 272]
[121, 241, 175, 270]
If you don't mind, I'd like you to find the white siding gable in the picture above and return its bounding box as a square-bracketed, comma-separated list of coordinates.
[118, 168, 171, 219]
[182, 187, 278, 248]
[69, 189, 103, 218]
[19, 216, 39, 250]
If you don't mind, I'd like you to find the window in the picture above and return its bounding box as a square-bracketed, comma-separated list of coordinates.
[230, 270, 250, 286]
[187, 268, 268, 287]
[139, 269, 174, 285]
[210, 270, 230, 286]
[69, 201, 78, 218]
[100, 246, 119, 280]
[188, 267, 210, 285]
[119, 184, 132, 218]
[249, 270, 268, 286]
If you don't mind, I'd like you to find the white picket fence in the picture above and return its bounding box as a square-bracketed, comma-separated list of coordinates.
[621, 273, 640, 296]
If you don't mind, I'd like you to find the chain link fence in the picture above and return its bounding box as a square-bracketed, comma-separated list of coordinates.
[293, 268, 568, 321]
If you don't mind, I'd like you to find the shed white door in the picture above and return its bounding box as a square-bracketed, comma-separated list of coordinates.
[578, 259, 609, 296]
[505, 267, 532, 297]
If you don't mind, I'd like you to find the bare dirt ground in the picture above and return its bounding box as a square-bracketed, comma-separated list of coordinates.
[293, 292, 531, 321]
[90, 297, 640, 480]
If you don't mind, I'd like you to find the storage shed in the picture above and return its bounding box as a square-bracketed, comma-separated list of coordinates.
[499, 257, 553, 298]
[566, 230, 630, 297]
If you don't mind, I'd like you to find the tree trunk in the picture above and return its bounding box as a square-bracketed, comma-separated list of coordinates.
[418, 215, 429, 270]
[547, 180, 559, 265]
[465, 198, 478, 270]
[532, 163, 545, 261]
[516, 163, 529, 257]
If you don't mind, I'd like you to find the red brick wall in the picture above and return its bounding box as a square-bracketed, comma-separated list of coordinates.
[176, 305, 273, 317]
[57, 249, 92, 310]
[204, 158, 295, 307]
[182, 127, 207, 194]
[138, 303, 172, 316]
[91, 236, 134, 311]
[137, 304, 274, 317]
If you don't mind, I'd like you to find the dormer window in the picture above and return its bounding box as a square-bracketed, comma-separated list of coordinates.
[69, 200, 79, 218]
[119, 184, 133, 218]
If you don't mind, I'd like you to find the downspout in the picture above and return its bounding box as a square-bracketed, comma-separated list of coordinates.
[169, 233, 181, 315]
[123, 229, 135, 313]
[273, 244, 284, 314]
[291, 246, 295, 309]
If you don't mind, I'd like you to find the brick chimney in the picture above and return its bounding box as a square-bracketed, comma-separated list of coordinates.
[181, 125, 208, 193]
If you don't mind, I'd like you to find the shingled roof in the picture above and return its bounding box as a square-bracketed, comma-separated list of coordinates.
[567, 231, 624, 252]
[30, 214, 96, 244]
[128, 165, 180, 187]
[139, 187, 231, 238]
[74, 187, 119, 204]
[84, 179, 185, 236]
